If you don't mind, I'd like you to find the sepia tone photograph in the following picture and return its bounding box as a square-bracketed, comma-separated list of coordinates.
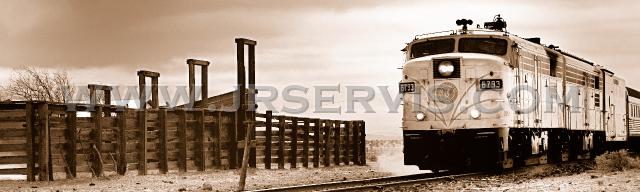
[1, 0, 640, 191]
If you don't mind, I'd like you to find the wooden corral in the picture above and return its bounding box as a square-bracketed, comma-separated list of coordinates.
[0, 101, 366, 181]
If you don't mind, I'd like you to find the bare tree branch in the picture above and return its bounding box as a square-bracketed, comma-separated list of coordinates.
[3, 66, 76, 103]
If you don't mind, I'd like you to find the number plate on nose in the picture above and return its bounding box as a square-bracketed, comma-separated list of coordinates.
[479, 79, 503, 89]
[399, 82, 416, 93]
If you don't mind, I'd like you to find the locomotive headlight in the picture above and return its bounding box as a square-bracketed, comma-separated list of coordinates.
[469, 109, 481, 119]
[438, 61, 455, 76]
[416, 112, 426, 121]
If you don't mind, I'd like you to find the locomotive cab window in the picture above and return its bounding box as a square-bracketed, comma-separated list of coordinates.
[410, 39, 455, 59]
[459, 38, 508, 55]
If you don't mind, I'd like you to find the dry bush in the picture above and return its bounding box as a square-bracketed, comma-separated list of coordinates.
[366, 140, 403, 163]
[595, 150, 640, 172]
[3, 66, 75, 102]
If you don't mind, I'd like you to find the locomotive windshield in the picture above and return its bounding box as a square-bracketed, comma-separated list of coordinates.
[410, 39, 455, 58]
[459, 38, 508, 55]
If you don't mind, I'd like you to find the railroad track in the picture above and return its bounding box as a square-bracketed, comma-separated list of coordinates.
[249, 172, 486, 192]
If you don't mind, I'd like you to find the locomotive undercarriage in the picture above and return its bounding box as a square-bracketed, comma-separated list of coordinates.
[403, 128, 606, 172]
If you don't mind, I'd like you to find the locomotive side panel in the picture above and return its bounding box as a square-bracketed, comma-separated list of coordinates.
[603, 74, 627, 141]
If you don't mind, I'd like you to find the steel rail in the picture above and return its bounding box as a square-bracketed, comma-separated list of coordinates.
[248, 172, 484, 192]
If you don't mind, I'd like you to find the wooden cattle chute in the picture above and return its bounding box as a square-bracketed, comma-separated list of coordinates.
[0, 102, 365, 181]
[0, 38, 366, 181]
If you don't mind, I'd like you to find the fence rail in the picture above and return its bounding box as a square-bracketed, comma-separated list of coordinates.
[0, 101, 366, 181]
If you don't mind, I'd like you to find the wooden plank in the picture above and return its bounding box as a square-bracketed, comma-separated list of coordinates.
[264, 111, 272, 169]
[334, 121, 341, 166]
[177, 109, 187, 172]
[138, 109, 147, 175]
[158, 108, 169, 174]
[0, 156, 28, 164]
[323, 120, 330, 167]
[359, 121, 366, 165]
[0, 168, 27, 175]
[313, 119, 320, 168]
[38, 103, 51, 181]
[65, 110, 77, 178]
[353, 121, 360, 165]
[25, 102, 35, 181]
[344, 121, 351, 165]
[290, 117, 298, 169]
[117, 110, 127, 175]
[228, 111, 238, 169]
[302, 118, 310, 168]
[214, 111, 222, 168]
[249, 112, 256, 168]
[92, 106, 103, 177]
[278, 116, 285, 169]
[195, 110, 206, 171]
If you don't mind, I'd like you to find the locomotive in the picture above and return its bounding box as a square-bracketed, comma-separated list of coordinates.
[400, 15, 640, 171]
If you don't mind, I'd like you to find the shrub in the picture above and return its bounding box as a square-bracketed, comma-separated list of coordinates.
[595, 150, 640, 172]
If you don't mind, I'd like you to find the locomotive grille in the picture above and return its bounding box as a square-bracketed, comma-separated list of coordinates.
[433, 58, 461, 78]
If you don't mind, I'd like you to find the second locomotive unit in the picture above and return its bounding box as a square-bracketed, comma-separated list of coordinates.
[400, 15, 640, 171]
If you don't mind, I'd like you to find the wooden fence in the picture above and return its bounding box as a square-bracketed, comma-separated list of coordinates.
[0, 101, 366, 181]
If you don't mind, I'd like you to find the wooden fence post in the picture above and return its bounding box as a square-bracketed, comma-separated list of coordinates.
[177, 109, 188, 172]
[302, 118, 310, 168]
[25, 102, 35, 181]
[229, 111, 238, 169]
[117, 109, 127, 175]
[290, 117, 298, 169]
[214, 111, 222, 169]
[323, 120, 330, 167]
[38, 103, 51, 181]
[92, 105, 104, 177]
[196, 109, 206, 171]
[65, 109, 77, 178]
[264, 111, 272, 169]
[312, 119, 320, 168]
[344, 121, 351, 165]
[277, 116, 285, 169]
[359, 121, 366, 165]
[158, 108, 168, 174]
[352, 121, 360, 165]
[137, 108, 147, 175]
[334, 121, 341, 166]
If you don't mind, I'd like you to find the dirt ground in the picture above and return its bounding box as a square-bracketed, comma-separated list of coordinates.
[382, 161, 640, 192]
[0, 166, 390, 192]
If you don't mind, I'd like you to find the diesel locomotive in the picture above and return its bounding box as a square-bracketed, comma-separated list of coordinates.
[400, 15, 640, 171]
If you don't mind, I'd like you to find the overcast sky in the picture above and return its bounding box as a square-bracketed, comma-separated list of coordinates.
[1, 0, 639, 137]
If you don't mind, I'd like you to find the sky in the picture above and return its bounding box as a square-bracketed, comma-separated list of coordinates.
[1, 0, 640, 137]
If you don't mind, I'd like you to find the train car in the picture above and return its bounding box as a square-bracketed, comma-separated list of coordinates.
[400, 15, 633, 171]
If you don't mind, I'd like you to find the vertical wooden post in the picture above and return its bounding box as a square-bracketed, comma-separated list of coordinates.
[290, 117, 298, 169]
[137, 108, 147, 175]
[201, 65, 208, 103]
[38, 103, 51, 181]
[158, 108, 168, 174]
[188, 64, 196, 108]
[334, 121, 341, 166]
[117, 109, 128, 175]
[323, 120, 330, 167]
[247, 42, 257, 170]
[138, 73, 146, 110]
[264, 111, 272, 169]
[344, 121, 351, 165]
[229, 111, 238, 169]
[177, 109, 188, 172]
[151, 77, 159, 109]
[302, 119, 310, 168]
[214, 111, 222, 168]
[277, 116, 285, 169]
[312, 119, 320, 168]
[65, 109, 77, 178]
[359, 121, 366, 165]
[196, 109, 206, 171]
[25, 102, 35, 181]
[352, 121, 360, 165]
[92, 106, 103, 177]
